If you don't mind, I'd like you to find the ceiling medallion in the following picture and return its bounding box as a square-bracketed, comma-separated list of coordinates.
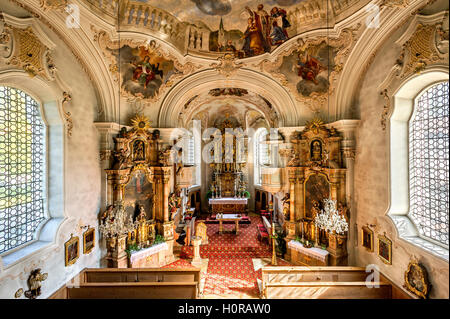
[131, 114, 152, 131]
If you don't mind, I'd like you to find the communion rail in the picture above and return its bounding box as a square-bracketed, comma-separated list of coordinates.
[261, 266, 413, 299]
[50, 268, 201, 299]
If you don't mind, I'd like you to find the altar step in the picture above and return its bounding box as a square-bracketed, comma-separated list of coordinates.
[181, 245, 272, 259]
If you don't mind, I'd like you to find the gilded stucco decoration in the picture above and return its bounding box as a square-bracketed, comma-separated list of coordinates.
[210, 52, 243, 77]
[39, 0, 68, 11]
[62, 91, 73, 137]
[256, 25, 360, 113]
[378, 12, 449, 130]
[0, 24, 56, 81]
[90, 25, 201, 104]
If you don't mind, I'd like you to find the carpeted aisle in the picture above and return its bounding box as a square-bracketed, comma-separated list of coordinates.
[164, 214, 292, 298]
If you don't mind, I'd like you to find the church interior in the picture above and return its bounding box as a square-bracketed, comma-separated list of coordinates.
[0, 0, 448, 300]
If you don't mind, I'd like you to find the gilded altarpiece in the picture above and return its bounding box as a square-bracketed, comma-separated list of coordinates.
[104, 115, 174, 267]
[285, 119, 347, 266]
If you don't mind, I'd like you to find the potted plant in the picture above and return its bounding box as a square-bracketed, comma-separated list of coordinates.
[275, 231, 287, 258]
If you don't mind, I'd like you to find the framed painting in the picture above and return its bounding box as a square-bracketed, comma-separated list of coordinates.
[377, 234, 392, 264]
[65, 235, 79, 266]
[361, 226, 374, 252]
[304, 173, 330, 219]
[123, 169, 154, 221]
[83, 227, 95, 255]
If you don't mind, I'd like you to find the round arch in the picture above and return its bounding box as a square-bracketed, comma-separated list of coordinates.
[157, 68, 299, 128]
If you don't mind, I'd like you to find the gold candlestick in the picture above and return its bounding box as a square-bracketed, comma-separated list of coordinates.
[271, 222, 277, 265]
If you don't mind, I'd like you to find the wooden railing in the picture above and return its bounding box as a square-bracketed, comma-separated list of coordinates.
[261, 266, 412, 299]
[50, 267, 201, 299]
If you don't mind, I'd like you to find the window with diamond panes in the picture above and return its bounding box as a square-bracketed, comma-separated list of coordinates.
[0, 86, 46, 254]
[409, 81, 449, 247]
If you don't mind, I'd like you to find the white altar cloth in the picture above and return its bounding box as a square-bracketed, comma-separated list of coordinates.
[209, 198, 248, 205]
[216, 213, 242, 220]
[129, 242, 168, 264]
[288, 240, 329, 262]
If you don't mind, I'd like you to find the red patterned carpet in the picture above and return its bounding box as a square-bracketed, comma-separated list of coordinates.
[165, 214, 292, 298]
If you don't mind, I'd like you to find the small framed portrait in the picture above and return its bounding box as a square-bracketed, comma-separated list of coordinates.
[361, 226, 374, 252]
[65, 235, 79, 267]
[377, 233, 392, 265]
[83, 227, 95, 255]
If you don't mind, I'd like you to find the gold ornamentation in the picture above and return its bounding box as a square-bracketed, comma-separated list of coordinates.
[15, 288, 23, 298]
[380, 89, 390, 131]
[404, 259, 431, 299]
[361, 225, 374, 252]
[83, 227, 95, 254]
[62, 91, 73, 137]
[39, 0, 67, 11]
[130, 114, 152, 132]
[400, 24, 440, 77]
[24, 269, 48, 299]
[305, 118, 325, 135]
[210, 53, 243, 78]
[64, 234, 79, 267]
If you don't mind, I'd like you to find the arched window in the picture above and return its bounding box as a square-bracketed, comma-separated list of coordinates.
[388, 70, 449, 261]
[0, 86, 46, 254]
[409, 82, 449, 247]
[254, 128, 269, 185]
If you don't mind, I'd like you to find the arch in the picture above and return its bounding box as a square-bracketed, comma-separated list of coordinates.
[387, 68, 449, 261]
[335, 2, 427, 119]
[157, 68, 299, 128]
[0, 70, 66, 266]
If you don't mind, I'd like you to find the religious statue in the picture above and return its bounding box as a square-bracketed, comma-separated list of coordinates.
[310, 200, 320, 220]
[24, 269, 48, 299]
[337, 202, 350, 223]
[168, 189, 181, 221]
[281, 193, 290, 221]
[311, 140, 322, 161]
[135, 205, 148, 246]
[100, 205, 114, 223]
[133, 140, 145, 161]
[113, 148, 130, 169]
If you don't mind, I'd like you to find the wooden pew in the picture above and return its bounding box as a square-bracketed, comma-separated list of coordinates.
[54, 268, 201, 299]
[261, 266, 394, 299]
[67, 282, 198, 299]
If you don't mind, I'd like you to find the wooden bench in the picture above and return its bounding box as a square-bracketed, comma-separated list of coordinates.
[51, 268, 201, 299]
[260, 266, 409, 299]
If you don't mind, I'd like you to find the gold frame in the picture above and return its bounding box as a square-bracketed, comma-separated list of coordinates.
[377, 234, 392, 264]
[65, 235, 79, 266]
[404, 261, 430, 299]
[83, 227, 95, 254]
[361, 226, 374, 252]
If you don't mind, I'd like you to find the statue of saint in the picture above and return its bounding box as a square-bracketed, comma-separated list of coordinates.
[311, 140, 322, 161]
[310, 200, 320, 220]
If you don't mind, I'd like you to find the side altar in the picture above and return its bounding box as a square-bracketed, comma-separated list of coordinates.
[99, 115, 176, 268]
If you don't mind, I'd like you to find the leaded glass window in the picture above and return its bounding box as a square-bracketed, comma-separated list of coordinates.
[409, 81, 449, 247]
[0, 86, 46, 254]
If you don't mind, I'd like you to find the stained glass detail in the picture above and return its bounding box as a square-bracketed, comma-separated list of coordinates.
[0, 86, 46, 254]
[409, 82, 449, 247]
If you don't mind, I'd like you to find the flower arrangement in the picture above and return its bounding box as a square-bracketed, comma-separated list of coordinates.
[99, 202, 135, 238]
[314, 198, 348, 235]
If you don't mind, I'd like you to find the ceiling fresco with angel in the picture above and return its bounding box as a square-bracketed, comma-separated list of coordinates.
[115, 43, 180, 99]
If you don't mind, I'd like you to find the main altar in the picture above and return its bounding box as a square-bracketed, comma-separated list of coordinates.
[207, 115, 249, 214]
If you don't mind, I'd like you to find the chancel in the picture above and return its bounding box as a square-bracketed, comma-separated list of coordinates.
[0, 0, 448, 301]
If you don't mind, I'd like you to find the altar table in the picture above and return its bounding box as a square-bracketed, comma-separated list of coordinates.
[129, 242, 169, 268]
[209, 197, 248, 214]
[216, 214, 242, 235]
[288, 240, 329, 266]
